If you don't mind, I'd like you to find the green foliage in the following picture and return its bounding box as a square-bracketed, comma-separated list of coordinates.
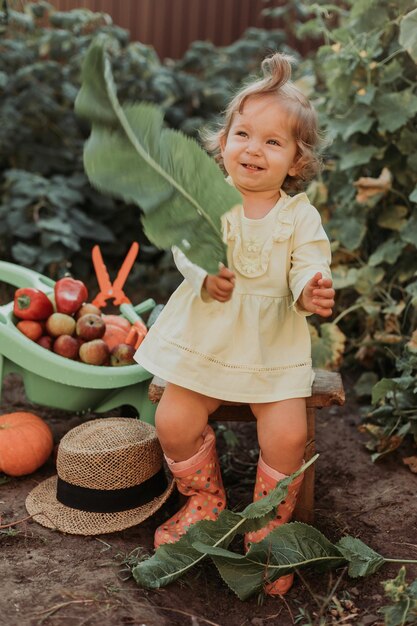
[360, 338, 417, 460]
[132, 456, 417, 600]
[312, 0, 417, 362]
[379, 567, 417, 626]
[75, 38, 241, 274]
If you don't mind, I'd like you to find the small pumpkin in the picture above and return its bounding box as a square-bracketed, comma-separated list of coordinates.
[0, 412, 54, 476]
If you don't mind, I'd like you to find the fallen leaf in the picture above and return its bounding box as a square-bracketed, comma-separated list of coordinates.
[403, 456, 417, 473]
[354, 167, 392, 203]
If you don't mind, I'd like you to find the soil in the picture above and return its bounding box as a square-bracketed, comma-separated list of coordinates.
[1, 314, 416, 626]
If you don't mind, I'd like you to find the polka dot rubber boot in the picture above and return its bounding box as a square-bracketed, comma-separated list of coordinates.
[154, 425, 226, 549]
[244, 454, 304, 596]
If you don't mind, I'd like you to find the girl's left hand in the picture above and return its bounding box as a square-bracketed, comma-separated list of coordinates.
[298, 272, 335, 317]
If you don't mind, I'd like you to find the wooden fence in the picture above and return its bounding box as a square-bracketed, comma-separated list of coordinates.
[25, 0, 291, 59]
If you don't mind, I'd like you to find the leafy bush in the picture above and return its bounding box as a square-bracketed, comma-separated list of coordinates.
[312, 0, 417, 378]
[312, 0, 417, 456]
[360, 334, 417, 460]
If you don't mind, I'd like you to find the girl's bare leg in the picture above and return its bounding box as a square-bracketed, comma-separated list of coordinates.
[250, 398, 307, 474]
[155, 383, 222, 461]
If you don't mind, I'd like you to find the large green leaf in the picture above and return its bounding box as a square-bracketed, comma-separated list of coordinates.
[75, 37, 242, 274]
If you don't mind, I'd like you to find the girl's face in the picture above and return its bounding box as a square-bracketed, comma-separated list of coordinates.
[220, 95, 299, 199]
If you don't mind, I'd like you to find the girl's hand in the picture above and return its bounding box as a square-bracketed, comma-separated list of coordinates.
[204, 265, 235, 302]
[298, 272, 335, 317]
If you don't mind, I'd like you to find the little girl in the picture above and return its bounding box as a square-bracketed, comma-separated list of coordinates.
[135, 53, 334, 595]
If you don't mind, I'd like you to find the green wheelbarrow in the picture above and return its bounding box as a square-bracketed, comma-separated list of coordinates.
[0, 261, 156, 423]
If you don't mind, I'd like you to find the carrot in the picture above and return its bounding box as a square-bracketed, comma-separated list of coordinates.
[16, 320, 44, 341]
[102, 314, 131, 333]
[102, 323, 129, 350]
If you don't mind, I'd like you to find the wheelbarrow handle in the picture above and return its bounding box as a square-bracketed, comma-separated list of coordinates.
[0, 261, 55, 293]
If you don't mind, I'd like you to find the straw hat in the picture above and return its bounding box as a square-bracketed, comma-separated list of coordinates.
[26, 417, 175, 535]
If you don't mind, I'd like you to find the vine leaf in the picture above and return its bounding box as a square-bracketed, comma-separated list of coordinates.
[399, 8, 417, 64]
[75, 36, 242, 274]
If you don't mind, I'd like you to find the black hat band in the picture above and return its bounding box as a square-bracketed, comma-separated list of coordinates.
[56, 469, 168, 513]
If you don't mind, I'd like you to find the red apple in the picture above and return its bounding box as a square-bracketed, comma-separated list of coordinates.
[75, 303, 102, 319]
[79, 339, 109, 365]
[110, 343, 136, 366]
[53, 334, 79, 360]
[46, 312, 76, 337]
[76, 314, 105, 341]
[37, 335, 53, 351]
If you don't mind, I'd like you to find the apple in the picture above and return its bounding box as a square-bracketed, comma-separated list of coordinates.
[110, 343, 136, 366]
[37, 335, 53, 351]
[79, 339, 109, 365]
[75, 303, 102, 319]
[53, 334, 79, 360]
[76, 313, 105, 341]
[46, 312, 76, 337]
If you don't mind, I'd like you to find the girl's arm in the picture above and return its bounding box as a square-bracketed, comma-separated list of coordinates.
[288, 204, 333, 317]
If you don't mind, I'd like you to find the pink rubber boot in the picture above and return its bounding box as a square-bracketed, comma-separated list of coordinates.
[244, 454, 304, 595]
[154, 425, 226, 549]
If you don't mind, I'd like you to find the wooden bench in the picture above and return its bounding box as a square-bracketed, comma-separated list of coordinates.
[148, 369, 345, 524]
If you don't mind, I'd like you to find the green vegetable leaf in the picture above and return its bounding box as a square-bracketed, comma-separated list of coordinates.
[198, 522, 345, 600]
[336, 536, 385, 577]
[75, 36, 242, 274]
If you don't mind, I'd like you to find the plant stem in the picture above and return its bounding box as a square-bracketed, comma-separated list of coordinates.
[332, 302, 364, 325]
[384, 558, 417, 564]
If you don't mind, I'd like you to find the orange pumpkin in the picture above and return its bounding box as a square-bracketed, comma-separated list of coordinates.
[0, 412, 54, 476]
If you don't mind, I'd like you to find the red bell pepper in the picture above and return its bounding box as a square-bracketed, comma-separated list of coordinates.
[13, 288, 54, 320]
[54, 276, 88, 315]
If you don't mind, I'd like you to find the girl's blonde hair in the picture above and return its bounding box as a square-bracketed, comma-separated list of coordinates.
[203, 53, 321, 192]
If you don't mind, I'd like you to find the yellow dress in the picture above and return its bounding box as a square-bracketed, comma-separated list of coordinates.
[134, 190, 331, 403]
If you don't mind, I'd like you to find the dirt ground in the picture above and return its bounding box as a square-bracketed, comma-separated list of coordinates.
[1, 371, 416, 626]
